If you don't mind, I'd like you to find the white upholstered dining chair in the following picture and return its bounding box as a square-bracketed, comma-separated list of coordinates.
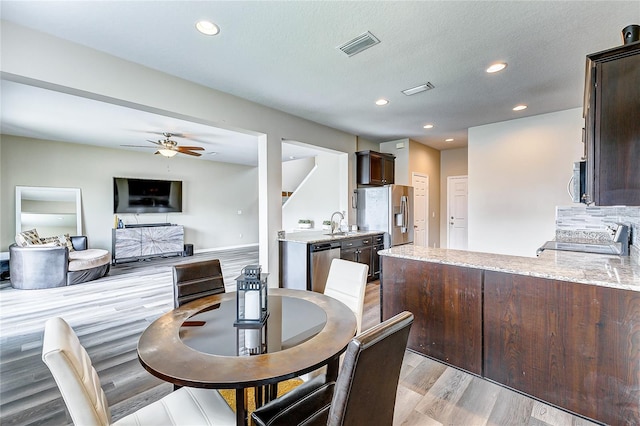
[323, 258, 368, 334]
[41, 317, 235, 426]
[300, 258, 369, 383]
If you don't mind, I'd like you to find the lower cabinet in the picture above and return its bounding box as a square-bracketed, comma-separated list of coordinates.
[484, 271, 640, 426]
[340, 235, 382, 281]
[112, 225, 184, 263]
[381, 256, 483, 375]
[381, 257, 640, 425]
[372, 235, 384, 279]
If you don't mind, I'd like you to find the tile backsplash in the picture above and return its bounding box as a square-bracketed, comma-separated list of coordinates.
[555, 205, 639, 258]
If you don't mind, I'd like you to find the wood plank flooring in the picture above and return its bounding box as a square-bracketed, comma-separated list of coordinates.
[0, 247, 600, 425]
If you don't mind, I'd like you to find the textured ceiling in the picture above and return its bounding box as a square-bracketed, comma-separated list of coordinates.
[1, 1, 638, 162]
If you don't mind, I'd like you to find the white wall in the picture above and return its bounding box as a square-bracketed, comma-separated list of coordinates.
[1, 135, 258, 252]
[282, 157, 315, 193]
[468, 108, 584, 257]
[282, 152, 347, 232]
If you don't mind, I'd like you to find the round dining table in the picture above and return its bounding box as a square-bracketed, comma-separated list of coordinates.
[137, 288, 357, 425]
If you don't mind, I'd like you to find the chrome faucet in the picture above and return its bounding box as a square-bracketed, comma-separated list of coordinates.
[330, 211, 344, 234]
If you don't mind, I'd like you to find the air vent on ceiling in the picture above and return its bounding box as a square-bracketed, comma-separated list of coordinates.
[337, 31, 380, 57]
[402, 82, 435, 96]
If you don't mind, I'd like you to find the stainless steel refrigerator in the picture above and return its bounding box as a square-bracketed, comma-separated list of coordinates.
[356, 185, 414, 248]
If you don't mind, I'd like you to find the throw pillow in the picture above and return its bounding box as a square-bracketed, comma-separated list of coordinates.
[40, 236, 62, 245]
[15, 229, 41, 247]
[60, 234, 74, 251]
[39, 234, 75, 251]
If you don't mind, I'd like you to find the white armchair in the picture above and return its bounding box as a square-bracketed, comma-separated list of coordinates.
[42, 317, 235, 426]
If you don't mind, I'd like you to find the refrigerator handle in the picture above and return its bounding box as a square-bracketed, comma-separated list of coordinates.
[352, 190, 358, 209]
[401, 196, 408, 232]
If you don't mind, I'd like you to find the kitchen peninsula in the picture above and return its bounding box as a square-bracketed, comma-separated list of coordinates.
[379, 245, 640, 425]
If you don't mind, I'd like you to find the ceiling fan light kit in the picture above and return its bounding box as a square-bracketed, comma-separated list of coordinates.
[157, 149, 179, 157]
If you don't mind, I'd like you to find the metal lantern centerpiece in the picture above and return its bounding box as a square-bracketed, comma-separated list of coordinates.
[234, 264, 269, 355]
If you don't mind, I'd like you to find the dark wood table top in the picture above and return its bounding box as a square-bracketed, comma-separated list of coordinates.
[137, 288, 357, 389]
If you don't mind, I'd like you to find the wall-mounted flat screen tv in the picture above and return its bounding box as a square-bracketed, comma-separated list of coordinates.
[113, 177, 182, 214]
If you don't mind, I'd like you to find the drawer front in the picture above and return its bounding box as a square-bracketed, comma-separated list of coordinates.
[341, 237, 370, 249]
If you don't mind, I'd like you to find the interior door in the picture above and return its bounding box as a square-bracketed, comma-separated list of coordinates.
[411, 173, 429, 247]
[447, 176, 468, 250]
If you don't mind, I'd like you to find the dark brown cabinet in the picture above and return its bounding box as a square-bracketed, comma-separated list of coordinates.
[381, 255, 640, 425]
[484, 270, 640, 426]
[380, 256, 483, 375]
[584, 41, 640, 205]
[371, 234, 384, 279]
[356, 150, 395, 186]
[340, 236, 375, 281]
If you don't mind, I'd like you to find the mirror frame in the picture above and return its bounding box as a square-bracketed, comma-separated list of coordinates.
[15, 186, 82, 236]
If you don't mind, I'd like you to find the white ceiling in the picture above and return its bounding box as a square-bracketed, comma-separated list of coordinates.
[1, 1, 638, 164]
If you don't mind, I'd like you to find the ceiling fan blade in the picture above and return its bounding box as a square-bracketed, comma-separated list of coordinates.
[177, 146, 205, 151]
[178, 150, 203, 157]
[146, 139, 164, 146]
[121, 144, 156, 148]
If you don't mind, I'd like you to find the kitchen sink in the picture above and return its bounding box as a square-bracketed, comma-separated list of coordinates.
[323, 232, 350, 236]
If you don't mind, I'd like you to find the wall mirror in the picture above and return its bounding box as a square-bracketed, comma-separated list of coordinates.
[15, 186, 82, 237]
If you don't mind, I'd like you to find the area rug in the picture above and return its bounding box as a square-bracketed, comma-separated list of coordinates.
[220, 378, 303, 413]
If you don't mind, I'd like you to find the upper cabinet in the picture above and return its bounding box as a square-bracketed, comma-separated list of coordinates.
[356, 150, 395, 186]
[583, 41, 640, 206]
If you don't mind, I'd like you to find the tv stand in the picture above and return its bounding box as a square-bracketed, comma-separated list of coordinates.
[112, 225, 184, 264]
[125, 223, 172, 228]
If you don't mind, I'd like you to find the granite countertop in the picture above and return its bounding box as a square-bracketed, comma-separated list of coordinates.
[279, 230, 384, 244]
[379, 245, 640, 292]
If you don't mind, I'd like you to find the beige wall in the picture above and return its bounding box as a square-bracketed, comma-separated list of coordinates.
[439, 148, 468, 247]
[1, 135, 259, 253]
[1, 21, 358, 280]
[380, 139, 441, 248]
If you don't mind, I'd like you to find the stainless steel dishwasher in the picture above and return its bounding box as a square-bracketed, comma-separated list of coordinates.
[309, 241, 341, 293]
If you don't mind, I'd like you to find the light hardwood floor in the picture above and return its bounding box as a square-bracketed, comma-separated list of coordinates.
[0, 247, 599, 425]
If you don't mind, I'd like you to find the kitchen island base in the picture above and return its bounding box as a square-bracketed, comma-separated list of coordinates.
[381, 253, 639, 426]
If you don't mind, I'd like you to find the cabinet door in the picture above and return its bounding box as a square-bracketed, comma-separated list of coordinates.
[368, 152, 385, 185]
[381, 256, 482, 375]
[358, 245, 373, 279]
[382, 155, 395, 184]
[372, 243, 384, 278]
[140, 226, 184, 256]
[340, 247, 358, 263]
[586, 43, 640, 206]
[484, 270, 640, 425]
[113, 228, 142, 259]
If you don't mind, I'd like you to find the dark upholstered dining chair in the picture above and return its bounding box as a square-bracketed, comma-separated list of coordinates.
[172, 259, 225, 308]
[251, 311, 414, 426]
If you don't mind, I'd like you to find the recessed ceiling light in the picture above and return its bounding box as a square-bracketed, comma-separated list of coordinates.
[445, 138, 454, 142]
[423, 124, 434, 129]
[196, 20, 220, 36]
[486, 62, 507, 73]
[375, 99, 389, 106]
[513, 104, 527, 111]
[208, 151, 218, 156]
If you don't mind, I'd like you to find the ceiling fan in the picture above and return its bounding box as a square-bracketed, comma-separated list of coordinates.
[122, 132, 205, 157]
